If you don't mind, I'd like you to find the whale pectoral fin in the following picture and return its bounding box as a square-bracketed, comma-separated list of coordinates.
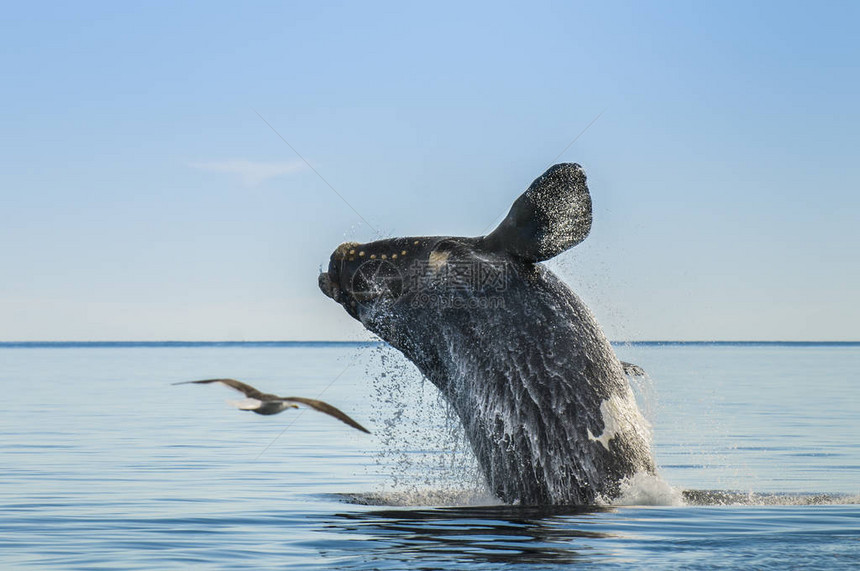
[481, 163, 592, 262]
[621, 362, 647, 377]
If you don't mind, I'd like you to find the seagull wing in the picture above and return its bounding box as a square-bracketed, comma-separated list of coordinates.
[173, 379, 371, 433]
[172, 378, 276, 401]
[281, 397, 371, 434]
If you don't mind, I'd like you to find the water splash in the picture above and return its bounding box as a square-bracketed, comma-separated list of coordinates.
[365, 344, 488, 500]
[626, 365, 659, 427]
[336, 489, 501, 507]
[681, 490, 860, 506]
[608, 472, 686, 506]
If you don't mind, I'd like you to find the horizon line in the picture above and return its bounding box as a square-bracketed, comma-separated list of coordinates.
[1, 340, 858, 347]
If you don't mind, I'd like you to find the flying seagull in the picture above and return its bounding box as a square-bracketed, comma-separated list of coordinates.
[173, 378, 370, 434]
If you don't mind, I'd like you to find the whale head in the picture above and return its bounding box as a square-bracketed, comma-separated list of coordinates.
[318, 163, 592, 347]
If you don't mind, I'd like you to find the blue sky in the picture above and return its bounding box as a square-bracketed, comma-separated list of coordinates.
[1, 1, 858, 341]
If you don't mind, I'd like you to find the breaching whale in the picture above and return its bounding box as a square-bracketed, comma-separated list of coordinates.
[318, 163, 655, 505]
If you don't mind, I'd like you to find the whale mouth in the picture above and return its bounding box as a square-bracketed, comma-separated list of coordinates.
[319, 242, 349, 303]
[319, 242, 358, 305]
[318, 270, 340, 302]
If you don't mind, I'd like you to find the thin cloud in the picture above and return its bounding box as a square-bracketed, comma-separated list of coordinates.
[189, 159, 306, 186]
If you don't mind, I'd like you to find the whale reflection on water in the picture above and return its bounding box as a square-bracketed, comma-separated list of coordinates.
[314, 493, 860, 568]
[325, 504, 615, 567]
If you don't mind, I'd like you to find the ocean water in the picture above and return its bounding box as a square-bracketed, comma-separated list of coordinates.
[0, 341, 858, 569]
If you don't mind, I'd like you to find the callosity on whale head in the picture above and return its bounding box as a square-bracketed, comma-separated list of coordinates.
[319, 163, 655, 505]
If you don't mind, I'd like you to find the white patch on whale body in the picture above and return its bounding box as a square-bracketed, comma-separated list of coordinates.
[428, 250, 450, 272]
[586, 386, 651, 451]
